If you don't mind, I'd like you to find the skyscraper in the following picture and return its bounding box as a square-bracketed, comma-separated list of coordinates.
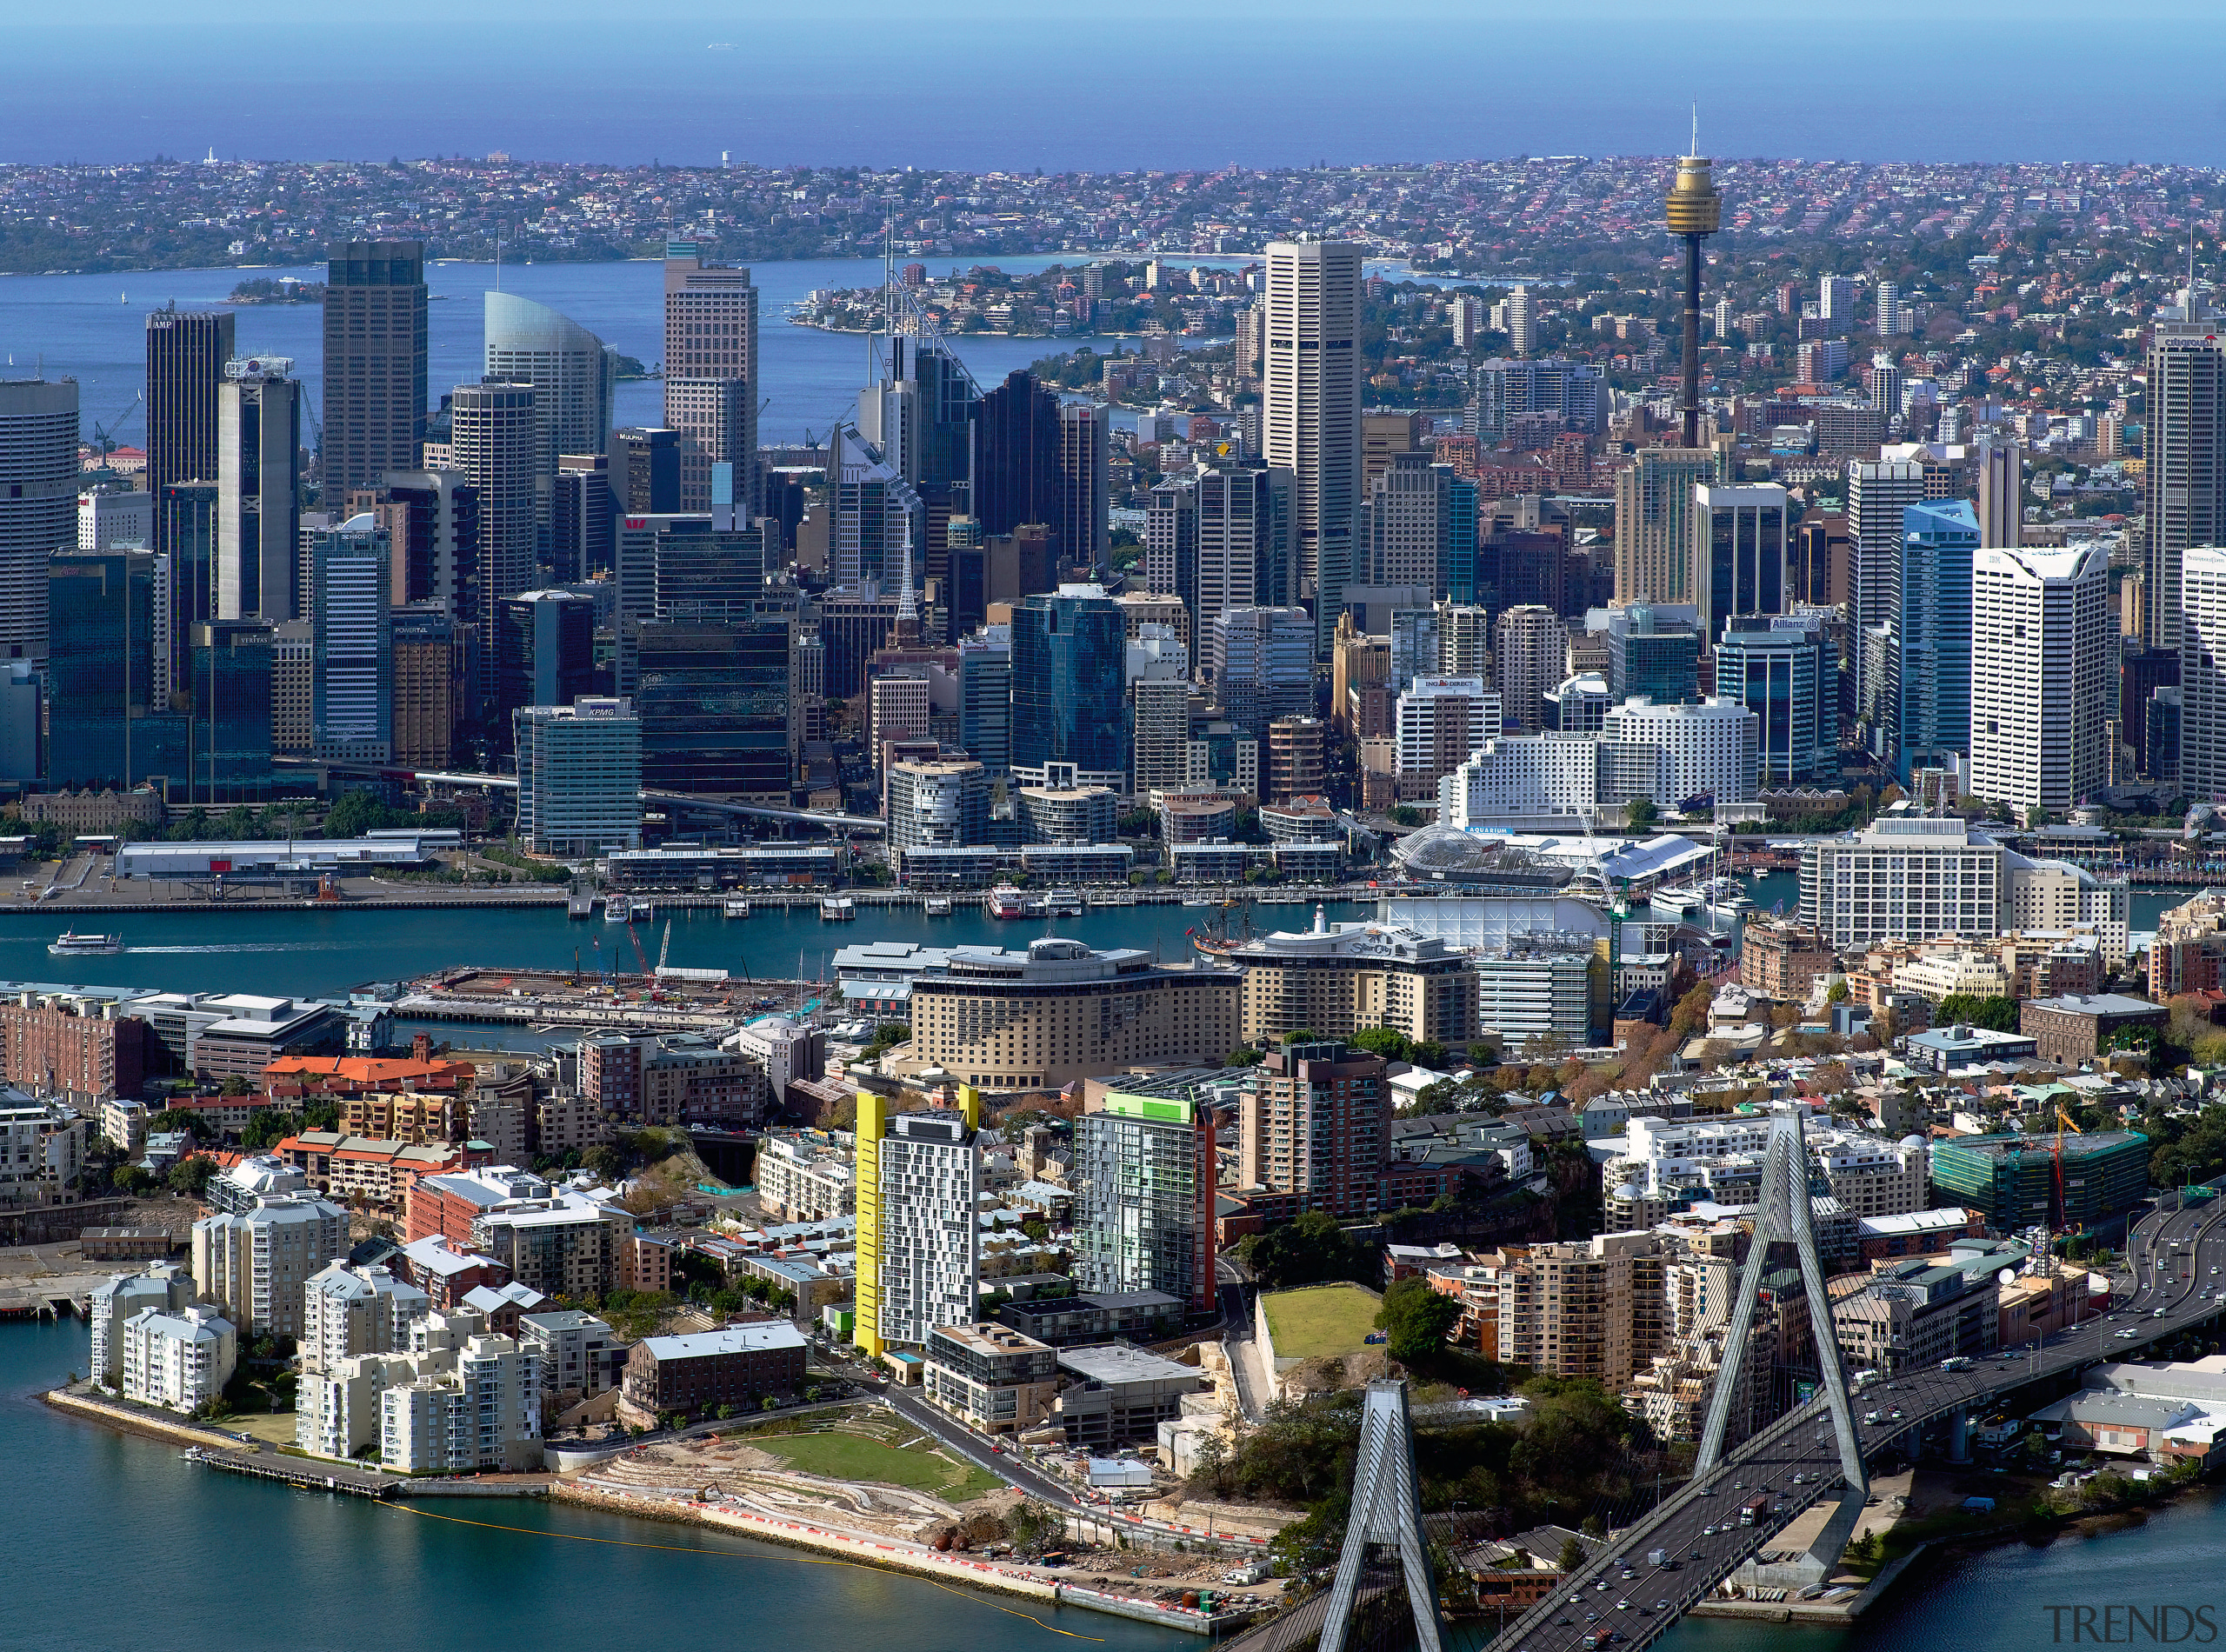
[1691, 483, 1789, 644]
[975, 369, 1061, 556]
[322, 242, 428, 502]
[957, 627, 1013, 778]
[1974, 439, 2023, 550]
[1195, 459, 1294, 634]
[1846, 457, 1926, 710]
[515, 697, 643, 856]
[1969, 542, 2109, 816]
[1493, 605, 1568, 736]
[1075, 1090, 1217, 1309]
[1263, 239, 1363, 649]
[1210, 605, 1316, 742]
[310, 516, 393, 763]
[612, 428, 683, 515]
[1612, 446, 1721, 605]
[829, 423, 921, 590]
[2143, 317, 2226, 652]
[1056, 401, 1110, 576]
[0, 378, 79, 661]
[634, 616, 796, 800]
[662, 242, 758, 512]
[1714, 615, 1832, 786]
[1011, 586, 1125, 790]
[217, 358, 301, 621]
[2178, 547, 2226, 802]
[154, 480, 217, 696]
[45, 549, 175, 789]
[1897, 501, 1976, 780]
[449, 382, 538, 689]
[144, 309, 234, 550]
[484, 291, 617, 554]
[1362, 452, 1460, 592]
[184, 620, 276, 803]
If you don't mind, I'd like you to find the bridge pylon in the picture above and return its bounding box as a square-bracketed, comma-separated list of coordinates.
[1694, 1103, 1869, 1587]
[1320, 1379, 1443, 1652]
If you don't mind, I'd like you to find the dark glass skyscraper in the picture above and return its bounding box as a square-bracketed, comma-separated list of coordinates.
[975, 370, 1061, 560]
[497, 590, 599, 725]
[635, 616, 794, 799]
[186, 619, 275, 800]
[145, 308, 234, 552]
[323, 242, 429, 502]
[156, 481, 219, 697]
[47, 550, 182, 789]
[1010, 587, 1124, 789]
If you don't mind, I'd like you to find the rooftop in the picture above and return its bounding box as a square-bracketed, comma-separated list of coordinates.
[640, 1322, 810, 1360]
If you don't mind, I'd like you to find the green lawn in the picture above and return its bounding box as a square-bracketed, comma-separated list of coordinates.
[1263, 1282, 1383, 1361]
[752, 1429, 1001, 1498]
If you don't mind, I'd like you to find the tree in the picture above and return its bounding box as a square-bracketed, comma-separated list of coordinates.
[1935, 993, 2020, 1032]
[1240, 1211, 1364, 1289]
[1557, 1535, 1588, 1574]
[1225, 1046, 1263, 1069]
[1624, 797, 1659, 832]
[1376, 1276, 1462, 1367]
[148, 1108, 209, 1140]
[166, 1155, 215, 1199]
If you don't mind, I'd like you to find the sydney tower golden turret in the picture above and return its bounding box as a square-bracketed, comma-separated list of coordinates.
[1665, 136, 1721, 448]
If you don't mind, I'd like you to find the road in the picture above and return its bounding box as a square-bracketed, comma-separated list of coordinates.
[1479, 1195, 2226, 1652]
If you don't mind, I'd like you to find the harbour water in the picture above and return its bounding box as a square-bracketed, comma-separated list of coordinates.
[2, 1320, 1190, 1652]
[0, 898, 1363, 1004]
[0, 254, 1216, 451]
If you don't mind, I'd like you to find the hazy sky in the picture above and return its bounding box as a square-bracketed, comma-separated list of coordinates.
[12, 3, 2226, 169]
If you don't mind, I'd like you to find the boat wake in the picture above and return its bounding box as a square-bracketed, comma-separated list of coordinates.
[122, 943, 344, 955]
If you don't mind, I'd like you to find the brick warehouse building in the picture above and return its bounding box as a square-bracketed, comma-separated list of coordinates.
[621, 1322, 808, 1420]
[2019, 992, 2169, 1068]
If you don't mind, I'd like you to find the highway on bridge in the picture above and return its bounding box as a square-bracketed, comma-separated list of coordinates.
[1481, 1195, 2226, 1652]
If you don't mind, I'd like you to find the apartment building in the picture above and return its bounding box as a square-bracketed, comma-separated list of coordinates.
[1238, 1040, 1389, 1219]
[190, 1197, 350, 1337]
[1491, 1232, 1665, 1388]
[923, 1322, 1062, 1435]
[1216, 917, 1477, 1051]
[121, 1304, 237, 1414]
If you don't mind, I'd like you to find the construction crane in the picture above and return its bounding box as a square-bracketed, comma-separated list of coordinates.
[89, 391, 143, 466]
[623, 920, 656, 997]
[2054, 1104, 2084, 1239]
[656, 919, 672, 976]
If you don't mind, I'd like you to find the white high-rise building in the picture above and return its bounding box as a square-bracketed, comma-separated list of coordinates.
[2174, 547, 2226, 803]
[121, 1304, 237, 1413]
[1395, 676, 1500, 783]
[870, 1108, 981, 1349]
[484, 291, 619, 546]
[1819, 276, 1857, 323]
[1969, 542, 2110, 816]
[1503, 285, 1536, 356]
[1798, 815, 2006, 950]
[1263, 239, 1363, 649]
[299, 1262, 430, 1375]
[86, 1265, 193, 1388]
[77, 489, 154, 551]
[191, 1197, 350, 1338]
[450, 379, 538, 682]
[1601, 696, 1759, 806]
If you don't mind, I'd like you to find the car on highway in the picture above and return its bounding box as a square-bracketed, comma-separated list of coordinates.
[1656, 1601, 1671, 1613]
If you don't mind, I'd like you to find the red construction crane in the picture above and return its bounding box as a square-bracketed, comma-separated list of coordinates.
[623, 921, 657, 998]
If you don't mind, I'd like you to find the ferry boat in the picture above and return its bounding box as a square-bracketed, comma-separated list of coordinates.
[819, 896, 857, 921]
[923, 896, 954, 916]
[603, 897, 630, 924]
[49, 931, 121, 955]
[723, 897, 753, 919]
[986, 884, 1030, 919]
[1043, 888, 1085, 917]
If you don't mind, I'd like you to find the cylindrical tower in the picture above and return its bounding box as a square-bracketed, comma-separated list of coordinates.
[1665, 153, 1722, 449]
